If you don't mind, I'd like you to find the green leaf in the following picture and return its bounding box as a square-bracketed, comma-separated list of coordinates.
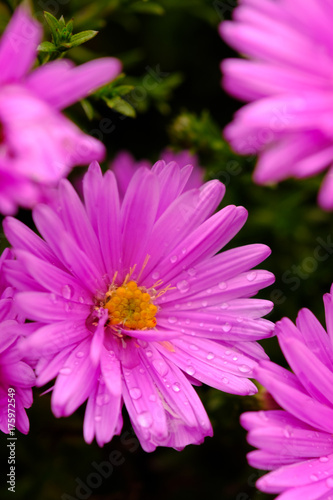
[80, 99, 95, 120]
[37, 41, 58, 53]
[43, 12, 61, 44]
[129, 2, 165, 15]
[70, 30, 98, 48]
[104, 96, 136, 117]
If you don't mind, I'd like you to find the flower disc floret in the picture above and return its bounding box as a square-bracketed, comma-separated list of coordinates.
[104, 280, 158, 329]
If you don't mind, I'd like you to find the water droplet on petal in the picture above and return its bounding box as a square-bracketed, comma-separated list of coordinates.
[221, 303, 229, 309]
[218, 282, 227, 290]
[181, 248, 187, 254]
[247, 271, 257, 282]
[172, 383, 181, 392]
[59, 367, 72, 375]
[168, 316, 177, 324]
[185, 319, 191, 325]
[326, 477, 333, 488]
[146, 350, 153, 358]
[50, 293, 58, 304]
[170, 255, 178, 264]
[149, 394, 156, 402]
[207, 352, 215, 360]
[177, 280, 190, 293]
[284, 427, 291, 438]
[222, 323, 232, 332]
[225, 350, 231, 356]
[65, 302, 73, 312]
[76, 351, 85, 358]
[190, 344, 199, 351]
[137, 412, 153, 428]
[238, 364, 251, 373]
[310, 474, 318, 482]
[79, 296, 84, 303]
[201, 301, 208, 307]
[61, 284, 73, 299]
[222, 377, 229, 384]
[153, 359, 169, 377]
[94, 415, 102, 422]
[152, 271, 160, 280]
[186, 366, 195, 376]
[206, 288, 212, 295]
[129, 388, 142, 400]
[232, 356, 238, 361]
[96, 394, 110, 406]
[187, 268, 196, 277]
[320, 457, 329, 463]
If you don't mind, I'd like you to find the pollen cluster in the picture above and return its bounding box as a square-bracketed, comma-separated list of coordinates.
[105, 280, 158, 330]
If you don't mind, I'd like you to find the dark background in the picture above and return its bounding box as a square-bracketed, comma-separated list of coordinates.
[1, 1, 332, 499]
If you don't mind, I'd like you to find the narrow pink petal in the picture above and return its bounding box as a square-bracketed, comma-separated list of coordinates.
[15, 291, 88, 322]
[30, 58, 122, 109]
[0, 8, 42, 84]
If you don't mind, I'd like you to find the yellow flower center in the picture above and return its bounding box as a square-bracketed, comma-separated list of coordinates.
[104, 280, 158, 330]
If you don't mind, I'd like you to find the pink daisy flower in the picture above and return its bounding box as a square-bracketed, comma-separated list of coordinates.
[241, 288, 333, 498]
[220, 0, 333, 210]
[111, 149, 204, 199]
[3, 161, 274, 450]
[0, 249, 35, 434]
[0, 7, 121, 214]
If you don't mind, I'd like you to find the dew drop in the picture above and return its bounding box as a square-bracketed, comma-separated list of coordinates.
[177, 280, 190, 293]
[96, 394, 110, 406]
[186, 301, 193, 307]
[221, 303, 229, 309]
[247, 271, 257, 282]
[153, 359, 169, 377]
[284, 427, 291, 438]
[129, 388, 142, 400]
[146, 350, 153, 358]
[170, 255, 178, 264]
[225, 350, 231, 356]
[94, 415, 102, 422]
[168, 316, 177, 324]
[186, 366, 195, 376]
[50, 293, 58, 304]
[79, 296, 85, 304]
[201, 301, 208, 307]
[326, 477, 333, 488]
[320, 457, 329, 463]
[190, 344, 199, 351]
[181, 248, 187, 254]
[76, 351, 85, 358]
[137, 412, 153, 428]
[310, 474, 318, 482]
[207, 352, 215, 360]
[152, 271, 160, 280]
[172, 383, 181, 392]
[149, 394, 156, 402]
[139, 368, 145, 374]
[59, 367, 72, 375]
[218, 282, 227, 290]
[185, 319, 191, 325]
[238, 364, 251, 373]
[187, 268, 197, 277]
[232, 356, 238, 361]
[65, 302, 73, 312]
[222, 377, 229, 384]
[206, 288, 212, 295]
[61, 284, 73, 299]
[222, 323, 232, 332]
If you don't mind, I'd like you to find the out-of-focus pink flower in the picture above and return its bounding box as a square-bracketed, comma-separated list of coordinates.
[220, 0, 333, 210]
[4, 161, 274, 450]
[0, 7, 121, 214]
[241, 288, 333, 498]
[111, 149, 204, 199]
[0, 249, 35, 434]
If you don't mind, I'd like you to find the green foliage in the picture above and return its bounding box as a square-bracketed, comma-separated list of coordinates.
[38, 12, 97, 61]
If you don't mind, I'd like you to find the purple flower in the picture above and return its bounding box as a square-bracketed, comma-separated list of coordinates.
[0, 249, 35, 434]
[111, 149, 204, 199]
[0, 8, 121, 215]
[241, 291, 333, 498]
[4, 161, 274, 450]
[220, 0, 333, 210]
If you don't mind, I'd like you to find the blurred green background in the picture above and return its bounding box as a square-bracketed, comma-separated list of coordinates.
[1, 0, 333, 499]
